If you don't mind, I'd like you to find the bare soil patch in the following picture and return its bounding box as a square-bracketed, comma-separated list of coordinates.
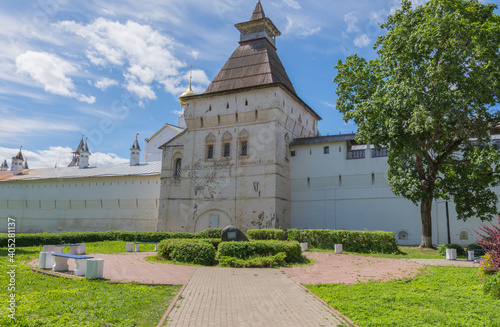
[281, 252, 424, 285]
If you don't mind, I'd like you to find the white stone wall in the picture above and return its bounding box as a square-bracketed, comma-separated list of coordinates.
[290, 140, 492, 246]
[0, 175, 161, 233]
[158, 86, 318, 232]
[144, 126, 182, 162]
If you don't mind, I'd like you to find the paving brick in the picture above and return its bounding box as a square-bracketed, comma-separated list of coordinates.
[166, 267, 353, 327]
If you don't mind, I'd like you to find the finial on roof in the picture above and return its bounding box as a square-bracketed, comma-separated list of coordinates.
[179, 65, 196, 105]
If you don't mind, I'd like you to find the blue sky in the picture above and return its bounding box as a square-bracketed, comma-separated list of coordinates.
[1, 0, 499, 168]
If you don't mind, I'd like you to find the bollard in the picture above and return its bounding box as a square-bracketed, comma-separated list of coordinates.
[446, 248, 457, 260]
[126, 243, 134, 252]
[86, 259, 104, 278]
[467, 250, 475, 261]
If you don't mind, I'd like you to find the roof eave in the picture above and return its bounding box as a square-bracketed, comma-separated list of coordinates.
[183, 83, 321, 121]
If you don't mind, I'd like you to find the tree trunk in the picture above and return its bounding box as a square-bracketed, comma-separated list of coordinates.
[420, 199, 433, 248]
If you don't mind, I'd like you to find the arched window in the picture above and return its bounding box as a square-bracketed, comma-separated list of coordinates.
[398, 230, 409, 240]
[285, 134, 290, 161]
[173, 158, 181, 177]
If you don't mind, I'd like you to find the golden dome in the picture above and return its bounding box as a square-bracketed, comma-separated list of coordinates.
[179, 68, 196, 106]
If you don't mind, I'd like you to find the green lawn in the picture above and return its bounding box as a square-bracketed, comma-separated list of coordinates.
[307, 266, 500, 327]
[0, 245, 179, 326]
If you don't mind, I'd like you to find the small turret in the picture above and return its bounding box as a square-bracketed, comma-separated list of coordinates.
[79, 138, 90, 169]
[130, 133, 141, 166]
[23, 157, 29, 169]
[11, 146, 24, 175]
[0, 159, 8, 171]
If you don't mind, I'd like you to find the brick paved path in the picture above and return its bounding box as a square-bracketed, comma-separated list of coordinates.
[164, 267, 354, 327]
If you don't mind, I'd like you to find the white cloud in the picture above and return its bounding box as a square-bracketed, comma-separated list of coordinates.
[159, 68, 210, 96]
[94, 77, 119, 90]
[0, 116, 80, 141]
[56, 18, 188, 100]
[284, 16, 321, 37]
[344, 12, 360, 33]
[0, 146, 128, 169]
[190, 50, 200, 59]
[283, 0, 301, 10]
[15, 51, 95, 103]
[353, 34, 372, 48]
[125, 79, 156, 100]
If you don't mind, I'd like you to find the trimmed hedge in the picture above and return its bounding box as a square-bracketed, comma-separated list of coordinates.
[194, 228, 223, 239]
[0, 230, 196, 247]
[217, 240, 302, 263]
[218, 252, 287, 268]
[287, 229, 398, 254]
[158, 239, 216, 266]
[246, 229, 285, 240]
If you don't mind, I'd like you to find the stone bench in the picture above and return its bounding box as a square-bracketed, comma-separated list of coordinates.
[44, 244, 86, 255]
[126, 242, 158, 252]
[52, 253, 94, 276]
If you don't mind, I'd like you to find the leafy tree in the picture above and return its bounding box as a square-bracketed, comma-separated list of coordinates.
[334, 0, 500, 247]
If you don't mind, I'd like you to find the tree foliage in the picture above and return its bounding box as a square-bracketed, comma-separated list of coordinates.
[334, 0, 500, 246]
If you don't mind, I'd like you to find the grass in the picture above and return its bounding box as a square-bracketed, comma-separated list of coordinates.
[0, 245, 179, 326]
[307, 266, 500, 327]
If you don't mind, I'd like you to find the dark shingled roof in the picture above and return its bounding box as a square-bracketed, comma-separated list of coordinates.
[250, 1, 265, 21]
[290, 133, 356, 146]
[204, 39, 296, 95]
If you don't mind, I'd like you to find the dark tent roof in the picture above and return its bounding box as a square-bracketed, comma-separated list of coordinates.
[204, 39, 296, 95]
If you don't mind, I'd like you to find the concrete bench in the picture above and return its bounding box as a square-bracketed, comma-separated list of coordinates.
[54, 244, 83, 255]
[132, 242, 158, 252]
[52, 253, 94, 276]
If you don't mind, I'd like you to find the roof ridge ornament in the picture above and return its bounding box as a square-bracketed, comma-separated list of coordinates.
[179, 65, 196, 105]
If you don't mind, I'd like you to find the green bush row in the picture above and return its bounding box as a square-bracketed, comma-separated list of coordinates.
[286, 229, 398, 253]
[0, 230, 219, 247]
[217, 240, 302, 263]
[246, 229, 285, 240]
[158, 239, 216, 266]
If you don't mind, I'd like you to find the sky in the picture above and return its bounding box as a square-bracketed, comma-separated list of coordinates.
[1, 0, 499, 169]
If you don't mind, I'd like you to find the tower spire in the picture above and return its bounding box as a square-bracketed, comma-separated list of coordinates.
[130, 133, 141, 166]
[250, 0, 266, 21]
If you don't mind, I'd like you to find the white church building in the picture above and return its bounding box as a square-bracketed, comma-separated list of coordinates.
[0, 1, 494, 246]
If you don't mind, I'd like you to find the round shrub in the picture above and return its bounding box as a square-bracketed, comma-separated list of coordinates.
[466, 243, 482, 250]
[437, 243, 466, 256]
[217, 240, 302, 263]
[158, 239, 216, 266]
